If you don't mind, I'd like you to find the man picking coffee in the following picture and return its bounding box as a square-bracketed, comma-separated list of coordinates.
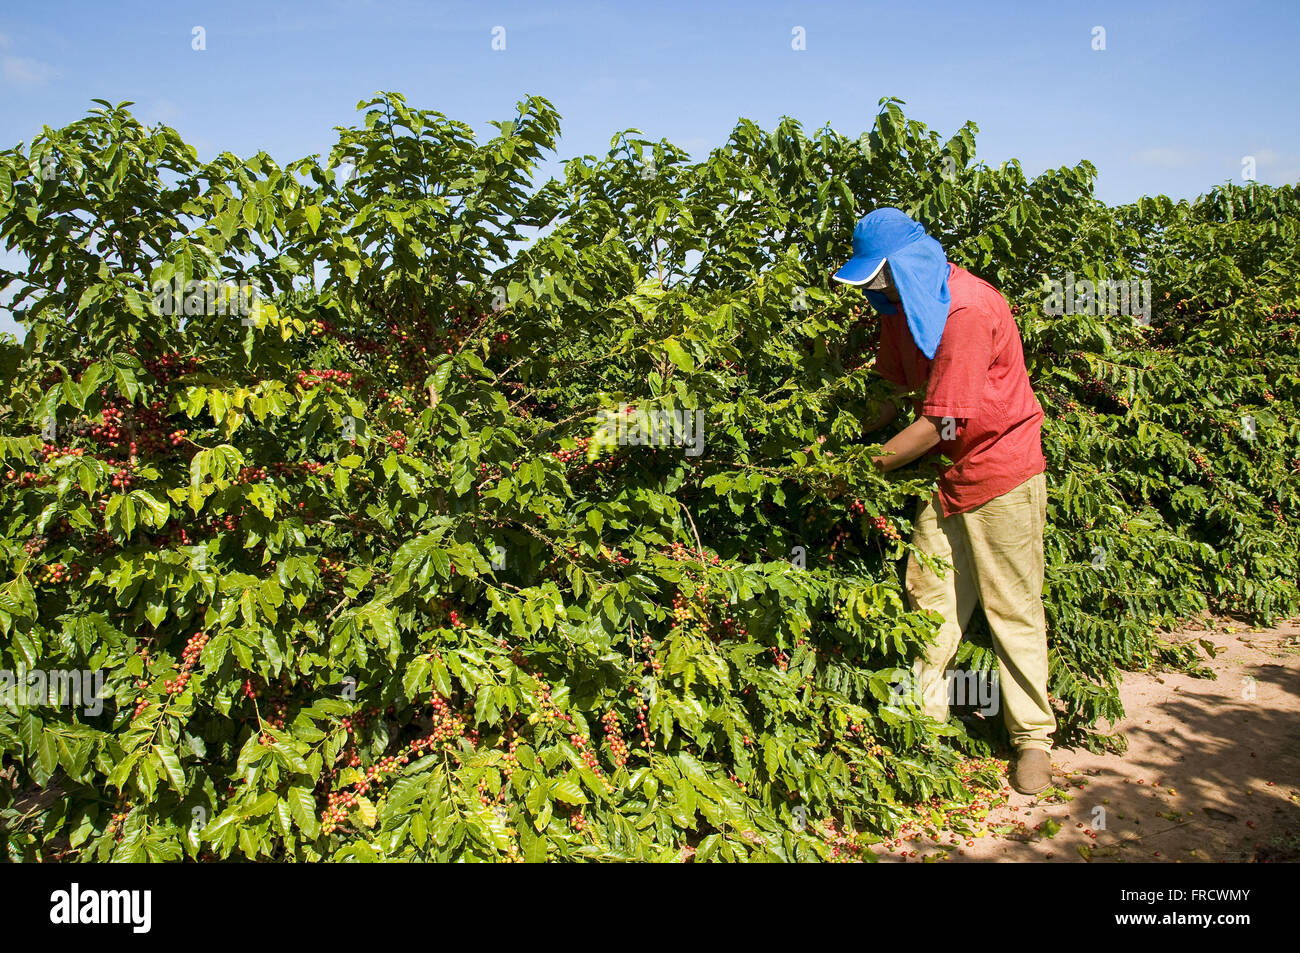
[833, 207, 1054, 795]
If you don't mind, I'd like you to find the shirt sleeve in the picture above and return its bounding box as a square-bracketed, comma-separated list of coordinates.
[920, 303, 994, 419]
[873, 317, 907, 389]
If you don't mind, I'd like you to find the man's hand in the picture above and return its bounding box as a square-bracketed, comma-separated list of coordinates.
[862, 397, 899, 434]
[872, 415, 944, 472]
[863, 382, 906, 434]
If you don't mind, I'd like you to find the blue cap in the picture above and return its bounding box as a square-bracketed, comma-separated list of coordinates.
[833, 208, 953, 359]
[833, 208, 914, 285]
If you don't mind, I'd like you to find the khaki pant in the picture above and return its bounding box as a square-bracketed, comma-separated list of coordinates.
[903, 472, 1054, 751]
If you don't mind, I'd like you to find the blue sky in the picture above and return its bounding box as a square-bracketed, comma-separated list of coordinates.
[3, 0, 1298, 337]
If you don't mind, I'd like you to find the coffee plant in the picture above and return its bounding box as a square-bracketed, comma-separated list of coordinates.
[0, 94, 1295, 861]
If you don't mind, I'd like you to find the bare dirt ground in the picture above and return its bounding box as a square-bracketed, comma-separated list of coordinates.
[875, 618, 1300, 863]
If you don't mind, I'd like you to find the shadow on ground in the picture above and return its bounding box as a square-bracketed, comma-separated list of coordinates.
[877, 620, 1300, 863]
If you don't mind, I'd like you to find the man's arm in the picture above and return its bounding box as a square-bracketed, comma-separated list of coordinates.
[872, 415, 943, 472]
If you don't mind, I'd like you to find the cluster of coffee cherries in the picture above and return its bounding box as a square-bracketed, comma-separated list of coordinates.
[321, 698, 467, 834]
[475, 461, 504, 487]
[321, 790, 360, 834]
[105, 806, 133, 841]
[428, 691, 469, 744]
[870, 515, 902, 541]
[598, 545, 632, 566]
[164, 632, 208, 694]
[37, 443, 86, 463]
[142, 352, 201, 386]
[828, 525, 850, 561]
[501, 733, 521, 780]
[318, 555, 345, 579]
[633, 690, 654, 750]
[664, 541, 722, 565]
[508, 652, 581, 735]
[91, 394, 175, 457]
[817, 816, 866, 862]
[201, 513, 241, 534]
[90, 404, 126, 448]
[124, 664, 157, 719]
[5, 469, 48, 487]
[376, 389, 416, 417]
[23, 534, 47, 556]
[532, 677, 576, 730]
[568, 730, 610, 788]
[257, 696, 290, 744]
[602, 709, 629, 768]
[233, 465, 269, 485]
[359, 753, 409, 793]
[670, 592, 694, 625]
[638, 633, 663, 678]
[772, 647, 790, 672]
[846, 720, 886, 757]
[109, 462, 138, 491]
[36, 562, 72, 584]
[296, 368, 354, 391]
[160, 525, 195, 546]
[551, 435, 592, 464]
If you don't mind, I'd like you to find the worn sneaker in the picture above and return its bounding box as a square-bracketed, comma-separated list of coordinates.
[1012, 748, 1052, 795]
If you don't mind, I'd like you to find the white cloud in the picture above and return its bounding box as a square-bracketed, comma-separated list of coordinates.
[2, 55, 58, 86]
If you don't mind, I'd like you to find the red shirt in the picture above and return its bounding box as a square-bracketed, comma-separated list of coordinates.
[874, 263, 1045, 516]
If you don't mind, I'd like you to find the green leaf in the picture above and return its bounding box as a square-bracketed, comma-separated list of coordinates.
[157, 746, 186, 795]
[663, 338, 695, 371]
[288, 786, 320, 839]
[550, 778, 587, 805]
